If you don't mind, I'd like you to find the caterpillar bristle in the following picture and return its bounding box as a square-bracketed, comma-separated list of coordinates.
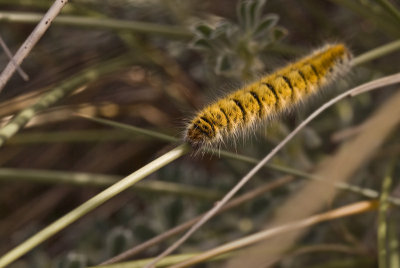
[184, 43, 352, 149]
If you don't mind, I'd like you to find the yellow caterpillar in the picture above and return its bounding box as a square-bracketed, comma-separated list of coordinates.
[184, 43, 352, 149]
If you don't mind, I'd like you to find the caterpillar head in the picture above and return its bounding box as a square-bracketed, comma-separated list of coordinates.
[184, 120, 216, 149]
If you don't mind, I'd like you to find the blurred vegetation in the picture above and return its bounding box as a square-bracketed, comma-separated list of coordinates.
[0, 0, 399, 267]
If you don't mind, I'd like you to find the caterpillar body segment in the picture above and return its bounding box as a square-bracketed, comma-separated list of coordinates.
[185, 43, 352, 149]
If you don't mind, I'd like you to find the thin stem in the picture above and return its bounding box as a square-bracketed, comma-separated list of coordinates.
[0, 34, 29, 81]
[79, 115, 400, 207]
[375, 0, 400, 25]
[7, 130, 145, 144]
[0, 168, 221, 200]
[0, 0, 68, 92]
[0, 144, 190, 268]
[0, 11, 192, 38]
[351, 39, 400, 67]
[99, 176, 294, 265]
[378, 160, 396, 268]
[2, 38, 400, 268]
[91, 252, 229, 268]
[388, 220, 400, 268]
[76, 115, 178, 143]
[168, 201, 378, 268]
[329, 0, 400, 36]
[146, 73, 400, 268]
[0, 55, 132, 147]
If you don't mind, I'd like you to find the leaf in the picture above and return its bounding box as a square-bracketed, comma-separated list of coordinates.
[211, 22, 235, 48]
[215, 53, 233, 74]
[191, 38, 213, 51]
[237, 0, 248, 30]
[212, 22, 231, 39]
[254, 14, 279, 36]
[194, 24, 213, 38]
[272, 26, 288, 41]
[248, 1, 258, 29]
[249, 0, 267, 30]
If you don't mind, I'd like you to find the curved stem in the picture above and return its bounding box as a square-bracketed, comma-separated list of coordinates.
[146, 73, 400, 268]
[352, 39, 400, 67]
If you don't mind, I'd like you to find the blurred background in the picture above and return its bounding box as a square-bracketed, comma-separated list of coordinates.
[0, 0, 399, 267]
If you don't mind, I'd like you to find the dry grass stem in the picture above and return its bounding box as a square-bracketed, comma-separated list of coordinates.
[0, 35, 29, 81]
[100, 176, 294, 265]
[168, 201, 378, 268]
[147, 73, 400, 268]
[227, 88, 400, 267]
[0, 0, 68, 92]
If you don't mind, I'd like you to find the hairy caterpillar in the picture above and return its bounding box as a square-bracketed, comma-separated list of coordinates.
[184, 43, 352, 149]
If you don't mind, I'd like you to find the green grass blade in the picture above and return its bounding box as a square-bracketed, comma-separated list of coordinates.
[0, 11, 192, 38]
[0, 56, 132, 147]
[78, 115, 400, 207]
[378, 161, 395, 268]
[0, 144, 190, 267]
[389, 219, 400, 268]
[0, 168, 221, 200]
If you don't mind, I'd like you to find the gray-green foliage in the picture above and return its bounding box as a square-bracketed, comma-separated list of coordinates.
[191, 0, 287, 78]
[57, 253, 87, 268]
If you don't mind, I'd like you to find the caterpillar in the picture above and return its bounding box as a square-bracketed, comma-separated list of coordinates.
[184, 43, 352, 149]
